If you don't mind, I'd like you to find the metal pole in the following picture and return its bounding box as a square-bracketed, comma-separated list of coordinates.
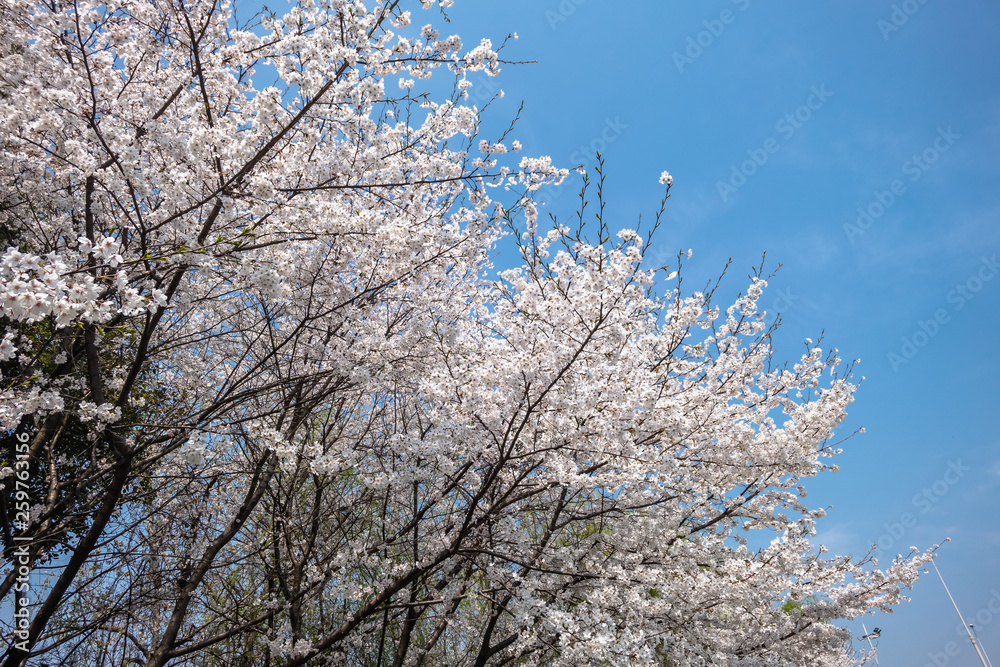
[930, 557, 990, 667]
[861, 623, 880, 666]
[970, 624, 994, 667]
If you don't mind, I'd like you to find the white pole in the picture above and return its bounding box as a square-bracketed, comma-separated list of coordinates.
[970, 623, 994, 667]
[861, 623, 881, 666]
[930, 557, 989, 667]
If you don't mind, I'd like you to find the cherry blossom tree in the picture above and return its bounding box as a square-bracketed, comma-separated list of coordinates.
[0, 0, 931, 665]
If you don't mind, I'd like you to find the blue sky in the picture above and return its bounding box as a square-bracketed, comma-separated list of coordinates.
[443, 1, 1000, 663]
